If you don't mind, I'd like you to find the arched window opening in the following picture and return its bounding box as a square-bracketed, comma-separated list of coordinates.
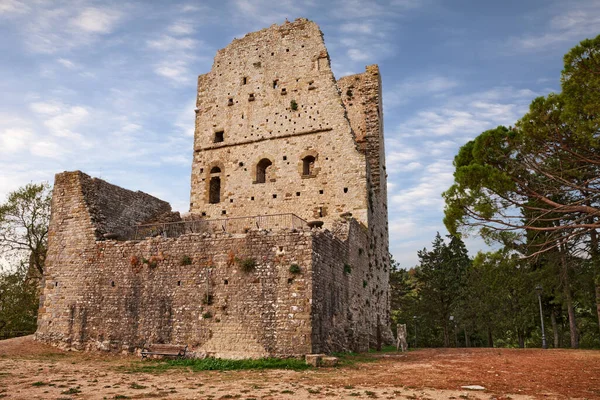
[210, 166, 221, 174]
[302, 156, 315, 176]
[256, 158, 272, 184]
[209, 177, 221, 204]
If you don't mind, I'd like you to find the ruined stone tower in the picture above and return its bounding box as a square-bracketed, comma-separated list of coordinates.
[36, 18, 392, 358]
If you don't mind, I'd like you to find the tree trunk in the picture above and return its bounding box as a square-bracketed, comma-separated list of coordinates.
[595, 280, 600, 339]
[550, 309, 560, 348]
[443, 323, 449, 347]
[560, 254, 579, 348]
[517, 330, 525, 348]
[487, 326, 493, 347]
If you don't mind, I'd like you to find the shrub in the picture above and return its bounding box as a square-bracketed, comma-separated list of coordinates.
[344, 264, 352, 275]
[363, 280, 368, 288]
[290, 99, 298, 111]
[289, 264, 301, 274]
[180, 255, 192, 266]
[202, 311, 212, 319]
[237, 257, 257, 273]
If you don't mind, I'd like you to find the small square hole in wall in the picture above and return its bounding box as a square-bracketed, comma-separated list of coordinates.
[222, 210, 226, 215]
[296, 192, 300, 196]
[201, 212, 206, 216]
[287, 278, 293, 284]
[344, 187, 348, 193]
[251, 196, 254, 200]
[319, 190, 324, 194]
[177, 280, 181, 286]
[230, 198, 233, 203]
[214, 131, 224, 143]
[239, 162, 244, 167]
[242, 76, 247, 85]
[200, 168, 204, 173]
[55, 281, 58, 287]
[272, 194, 277, 199]
[224, 279, 228, 285]
[283, 155, 287, 160]
[111, 281, 115, 287]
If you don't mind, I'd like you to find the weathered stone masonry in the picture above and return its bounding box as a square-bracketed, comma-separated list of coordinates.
[36, 18, 393, 357]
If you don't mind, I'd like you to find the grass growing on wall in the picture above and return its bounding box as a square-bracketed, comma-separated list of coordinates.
[129, 357, 312, 373]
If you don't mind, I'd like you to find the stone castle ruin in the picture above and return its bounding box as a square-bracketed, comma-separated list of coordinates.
[35, 18, 392, 358]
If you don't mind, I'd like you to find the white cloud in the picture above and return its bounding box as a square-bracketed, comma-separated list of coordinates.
[0, 128, 33, 153]
[18, 4, 124, 54]
[30, 101, 63, 115]
[231, 0, 315, 26]
[154, 61, 191, 83]
[31, 140, 65, 159]
[510, 1, 600, 51]
[395, 86, 535, 138]
[70, 7, 121, 34]
[390, 160, 454, 213]
[168, 21, 195, 36]
[57, 58, 80, 70]
[340, 22, 373, 34]
[44, 106, 89, 139]
[0, 0, 29, 15]
[347, 48, 371, 62]
[385, 75, 459, 109]
[147, 35, 198, 51]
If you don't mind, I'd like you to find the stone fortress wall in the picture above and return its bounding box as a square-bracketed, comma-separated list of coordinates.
[36, 18, 393, 357]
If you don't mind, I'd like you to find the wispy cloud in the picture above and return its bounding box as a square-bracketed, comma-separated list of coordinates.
[14, 3, 124, 54]
[0, 0, 29, 15]
[510, 0, 600, 51]
[385, 75, 460, 109]
[395, 86, 537, 138]
[69, 7, 121, 34]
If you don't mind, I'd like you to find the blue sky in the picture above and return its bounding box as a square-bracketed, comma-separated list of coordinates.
[0, 0, 598, 268]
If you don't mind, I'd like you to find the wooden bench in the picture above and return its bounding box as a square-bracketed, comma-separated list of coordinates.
[141, 343, 188, 360]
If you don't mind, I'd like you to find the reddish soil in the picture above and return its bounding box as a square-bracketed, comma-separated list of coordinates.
[0, 336, 599, 399]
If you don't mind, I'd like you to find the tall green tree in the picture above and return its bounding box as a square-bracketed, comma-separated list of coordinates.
[415, 233, 471, 347]
[0, 182, 51, 278]
[443, 34, 600, 342]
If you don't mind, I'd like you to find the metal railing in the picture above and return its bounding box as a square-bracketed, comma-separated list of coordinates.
[128, 213, 309, 241]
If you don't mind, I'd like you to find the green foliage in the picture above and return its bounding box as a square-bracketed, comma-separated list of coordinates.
[343, 263, 352, 275]
[0, 261, 39, 334]
[180, 255, 192, 266]
[130, 357, 311, 373]
[290, 99, 298, 111]
[0, 182, 51, 278]
[442, 34, 600, 347]
[414, 233, 471, 347]
[289, 264, 301, 274]
[202, 311, 212, 319]
[237, 257, 257, 273]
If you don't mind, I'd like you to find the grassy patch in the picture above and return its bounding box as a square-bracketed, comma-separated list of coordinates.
[31, 381, 47, 386]
[60, 387, 81, 395]
[128, 357, 311, 373]
[129, 382, 147, 389]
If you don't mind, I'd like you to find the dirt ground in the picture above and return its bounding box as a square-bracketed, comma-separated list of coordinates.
[1, 336, 599, 400]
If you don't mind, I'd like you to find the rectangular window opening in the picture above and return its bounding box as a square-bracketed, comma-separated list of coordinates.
[214, 131, 224, 143]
